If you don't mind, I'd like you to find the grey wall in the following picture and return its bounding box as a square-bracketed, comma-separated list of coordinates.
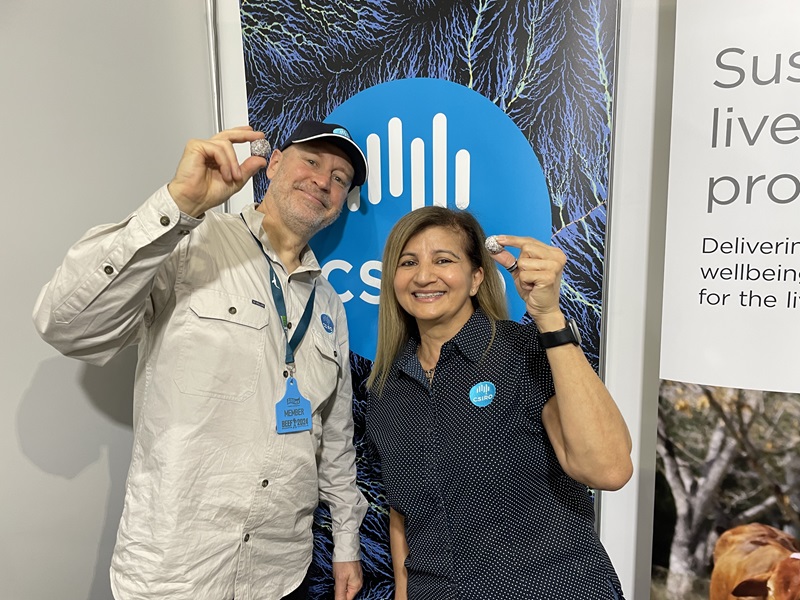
[1, 3, 214, 599]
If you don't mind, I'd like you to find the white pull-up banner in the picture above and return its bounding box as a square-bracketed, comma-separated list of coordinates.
[660, 0, 800, 394]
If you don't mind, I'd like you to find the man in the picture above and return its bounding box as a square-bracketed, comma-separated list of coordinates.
[33, 121, 369, 600]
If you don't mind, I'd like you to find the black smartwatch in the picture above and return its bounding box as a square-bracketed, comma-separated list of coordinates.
[538, 318, 581, 349]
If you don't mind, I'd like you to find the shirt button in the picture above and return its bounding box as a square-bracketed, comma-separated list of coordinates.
[243, 533, 250, 542]
[333, 351, 338, 357]
[286, 322, 292, 329]
[283, 370, 289, 378]
[228, 307, 237, 314]
[103, 265, 114, 275]
[261, 479, 269, 488]
[160, 216, 170, 227]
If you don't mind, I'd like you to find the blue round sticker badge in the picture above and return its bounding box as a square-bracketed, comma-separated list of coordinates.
[469, 381, 496, 407]
[320, 314, 335, 334]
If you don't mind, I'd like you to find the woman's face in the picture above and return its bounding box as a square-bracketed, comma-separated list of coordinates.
[393, 225, 484, 334]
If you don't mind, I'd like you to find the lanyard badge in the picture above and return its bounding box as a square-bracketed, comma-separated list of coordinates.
[276, 376, 312, 433]
[242, 214, 317, 434]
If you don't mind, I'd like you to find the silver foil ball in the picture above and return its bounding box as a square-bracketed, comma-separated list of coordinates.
[484, 235, 504, 255]
[250, 138, 271, 158]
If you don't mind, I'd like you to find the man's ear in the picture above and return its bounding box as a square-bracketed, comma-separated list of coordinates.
[266, 148, 283, 180]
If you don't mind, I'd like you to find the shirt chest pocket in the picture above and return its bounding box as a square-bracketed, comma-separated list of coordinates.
[295, 327, 342, 413]
[174, 289, 269, 401]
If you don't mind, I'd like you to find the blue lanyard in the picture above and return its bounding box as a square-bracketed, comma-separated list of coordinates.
[241, 214, 316, 366]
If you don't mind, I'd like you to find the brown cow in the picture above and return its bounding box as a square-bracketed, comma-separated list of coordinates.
[709, 522, 800, 600]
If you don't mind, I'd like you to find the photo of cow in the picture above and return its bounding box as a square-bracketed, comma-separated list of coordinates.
[709, 523, 800, 600]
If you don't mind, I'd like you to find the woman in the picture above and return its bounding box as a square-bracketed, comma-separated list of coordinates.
[366, 207, 632, 599]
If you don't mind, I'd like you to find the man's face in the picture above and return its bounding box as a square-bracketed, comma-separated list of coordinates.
[264, 140, 354, 238]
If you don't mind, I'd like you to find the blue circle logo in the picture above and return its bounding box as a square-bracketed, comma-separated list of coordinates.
[469, 381, 496, 407]
[320, 314, 334, 334]
[332, 127, 351, 139]
[314, 78, 550, 359]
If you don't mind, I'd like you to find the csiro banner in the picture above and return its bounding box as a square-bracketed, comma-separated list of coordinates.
[318, 78, 551, 358]
[236, 2, 618, 597]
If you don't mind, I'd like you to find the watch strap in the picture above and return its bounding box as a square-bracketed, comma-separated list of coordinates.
[538, 318, 581, 349]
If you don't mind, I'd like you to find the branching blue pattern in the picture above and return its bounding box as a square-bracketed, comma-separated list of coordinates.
[240, 2, 617, 597]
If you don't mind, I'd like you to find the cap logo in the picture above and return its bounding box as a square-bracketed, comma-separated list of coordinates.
[332, 127, 351, 139]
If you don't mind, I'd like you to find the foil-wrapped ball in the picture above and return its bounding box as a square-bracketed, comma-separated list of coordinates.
[250, 138, 271, 158]
[484, 235, 504, 255]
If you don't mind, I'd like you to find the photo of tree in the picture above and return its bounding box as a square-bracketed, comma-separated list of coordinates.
[652, 381, 800, 599]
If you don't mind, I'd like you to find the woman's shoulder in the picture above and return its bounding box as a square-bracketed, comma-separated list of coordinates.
[494, 316, 542, 349]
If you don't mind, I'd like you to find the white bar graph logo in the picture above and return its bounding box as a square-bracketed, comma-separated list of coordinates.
[348, 113, 472, 212]
[322, 76, 552, 360]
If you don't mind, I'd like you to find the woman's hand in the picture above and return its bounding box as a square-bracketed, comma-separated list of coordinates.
[490, 234, 567, 331]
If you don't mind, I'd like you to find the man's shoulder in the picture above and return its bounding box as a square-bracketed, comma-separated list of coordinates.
[313, 274, 345, 312]
[190, 209, 251, 242]
[203, 209, 243, 225]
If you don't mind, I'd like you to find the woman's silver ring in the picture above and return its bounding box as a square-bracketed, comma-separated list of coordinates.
[506, 260, 518, 274]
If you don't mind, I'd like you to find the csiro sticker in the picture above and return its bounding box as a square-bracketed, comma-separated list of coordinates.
[321, 314, 334, 333]
[469, 381, 496, 407]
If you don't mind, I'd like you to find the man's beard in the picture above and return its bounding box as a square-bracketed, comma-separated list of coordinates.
[282, 199, 343, 239]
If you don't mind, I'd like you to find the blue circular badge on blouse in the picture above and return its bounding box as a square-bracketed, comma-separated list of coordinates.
[469, 382, 496, 407]
[320, 314, 334, 334]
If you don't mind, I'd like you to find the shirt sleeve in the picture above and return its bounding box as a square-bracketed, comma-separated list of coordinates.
[32, 185, 203, 365]
[523, 321, 557, 409]
[316, 298, 368, 562]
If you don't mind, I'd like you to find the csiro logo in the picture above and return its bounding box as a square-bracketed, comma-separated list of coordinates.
[312, 78, 550, 360]
[469, 381, 496, 407]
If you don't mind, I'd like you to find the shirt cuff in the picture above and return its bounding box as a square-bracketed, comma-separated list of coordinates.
[140, 185, 204, 245]
[331, 531, 362, 562]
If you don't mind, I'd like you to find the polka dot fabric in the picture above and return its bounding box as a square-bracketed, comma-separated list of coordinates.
[366, 310, 625, 599]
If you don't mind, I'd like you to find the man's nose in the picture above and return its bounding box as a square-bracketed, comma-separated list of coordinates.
[312, 171, 332, 191]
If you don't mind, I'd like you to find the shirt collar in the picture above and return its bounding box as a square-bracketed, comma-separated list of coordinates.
[241, 203, 321, 276]
[397, 309, 492, 375]
[449, 309, 492, 363]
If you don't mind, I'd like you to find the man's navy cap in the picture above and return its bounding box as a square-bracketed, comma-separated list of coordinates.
[280, 120, 368, 189]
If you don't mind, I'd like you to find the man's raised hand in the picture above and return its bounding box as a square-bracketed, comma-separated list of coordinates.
[167, 126, 267, 217]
